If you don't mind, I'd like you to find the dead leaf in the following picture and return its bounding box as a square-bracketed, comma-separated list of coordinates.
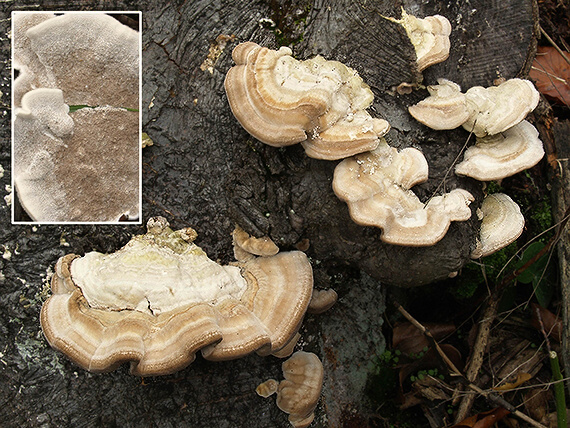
[412, 376, 450, 401]
[524, 388, 551, 424]
[392, 322, 455, 355]
[452, 407, 511, 428]
[530, 303, 563, 343]
[529, 46, 570, 105]
[400, 376, 451, 410]
[493, 372, 532, 391]
[502, 417, 520, 428]
[396, 343, 463, 407]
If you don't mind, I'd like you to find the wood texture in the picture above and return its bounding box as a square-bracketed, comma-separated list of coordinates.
[551, 119, 570, 397]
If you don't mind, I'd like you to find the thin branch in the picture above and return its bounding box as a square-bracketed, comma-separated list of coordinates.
[453, 291, 500, 422]
[499, 204, 570, 287]
[540, 25, 570, 67]
[394, 301, 548, 428]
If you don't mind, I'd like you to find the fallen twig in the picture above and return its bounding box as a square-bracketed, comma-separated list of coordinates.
[540, 26, 570, 67]
[535, 305, 568, 427]
[394, 301, 548, 428]
[453, 291, 501, 422]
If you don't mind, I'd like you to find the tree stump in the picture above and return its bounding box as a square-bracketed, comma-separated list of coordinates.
[0, 1, 537, 426]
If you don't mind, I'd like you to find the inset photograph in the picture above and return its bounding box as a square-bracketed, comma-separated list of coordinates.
[12, 11, 141, 223]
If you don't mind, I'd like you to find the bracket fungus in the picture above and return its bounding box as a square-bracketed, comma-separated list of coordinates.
[387, 9, 452, 72]
[12, 12, 140, 222]
[462, 79, 540, 137]
[256, 378, 279, 398]
[471, 193, 525, 259]
[407, 79, 471, 130]
[224, 42, 390, 160]
[408, 78, 540, 138]
[455, 120, 545, 181]
[257, 351, 324, 428]
[332, 144, 474, 246]
[232, 224, 279, 261]
[307, 288, 338, 314]
[40, 217, 313, 375]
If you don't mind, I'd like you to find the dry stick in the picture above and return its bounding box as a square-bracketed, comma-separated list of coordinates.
[540, 26, 570, 67]
[394, 302, 548, 428]
[452, 205, 570, 421]
[453, 292, 501, 422]
[535, 306, 568, 428]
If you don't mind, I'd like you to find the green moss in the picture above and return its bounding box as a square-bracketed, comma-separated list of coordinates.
[449, 271, 479, 300]
[366, 353, 428, 427]
[530, 199, 553, 239]
[267, 1, 311, 47]
[452, 241, 519, 300]
[485, 180, 504, 194]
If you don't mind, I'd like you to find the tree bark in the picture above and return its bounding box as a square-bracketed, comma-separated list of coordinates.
[551, 119, 570, 397]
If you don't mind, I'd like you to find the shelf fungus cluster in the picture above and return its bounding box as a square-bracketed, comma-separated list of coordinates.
[40, 217, 314, 375]
[409, 78, 544, 181]
[224, 42, 390, 160]
[13, 12, 140, 222]
[332, 143, 474, 246]
[387, 8, 452, 72]
[256, 351, 324, 428]
[408, 78, 543, 256]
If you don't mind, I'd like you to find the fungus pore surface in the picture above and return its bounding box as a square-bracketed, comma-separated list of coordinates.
[13, 12, 140, 222]
[40, 217, 313, 375]
[17, 12, 139, 107]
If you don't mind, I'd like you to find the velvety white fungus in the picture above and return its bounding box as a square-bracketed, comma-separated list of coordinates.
[408, 78, 540, 137]
[22, 13, 139, 108]
[462, 79, 540, 137]
[471, 193, 525, 258]
[301, 110, 391, 161]
[12, 12, 56, 107]
[224, 42, 390, 160]
[388, 9, 452, 71]
[333, 144, 474, 246]
[408, 79, 470, 130]
[455, 120, 545, 181]
[14, 88, 74, 220]
[276, 351, 324, 428]
[40, 217, 313, 375]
